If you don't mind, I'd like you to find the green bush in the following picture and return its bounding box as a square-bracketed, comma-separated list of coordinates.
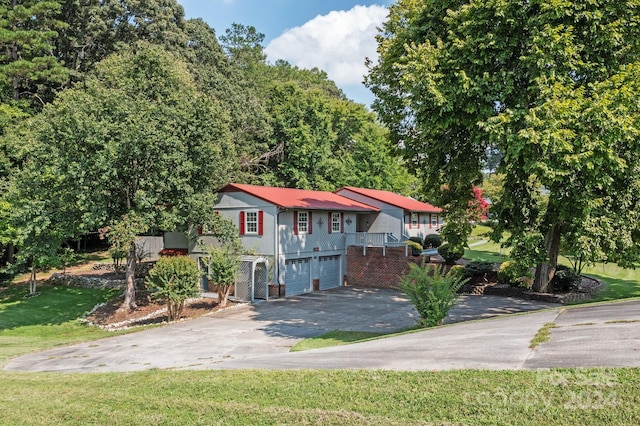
[464, 260, 495, 277]
[423, 234, 443, 249]
[407, 240, 423, 256]
[409, 236, 423, 245]
[447, 265, 467, 281]
[400, 264, 468, 327]
[437, 243, 464, 265]
[146, 256, 201, 321]
[497, 260, 530, 287]
[552, 265, 581, 292]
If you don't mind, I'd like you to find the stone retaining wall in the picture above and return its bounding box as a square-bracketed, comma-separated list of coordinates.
[48, 272, 143, 290]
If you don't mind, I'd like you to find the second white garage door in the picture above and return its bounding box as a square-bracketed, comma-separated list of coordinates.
[319, 255, 341, 290]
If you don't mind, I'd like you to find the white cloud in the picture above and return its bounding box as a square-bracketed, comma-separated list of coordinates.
[265, 5, 388, 87]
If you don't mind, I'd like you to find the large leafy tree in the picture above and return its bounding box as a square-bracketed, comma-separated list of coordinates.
[367, 0, 640, 291]
[55, 0, 187, 77]
[185, 19, 272, 182]
[11, 43, 235, 309]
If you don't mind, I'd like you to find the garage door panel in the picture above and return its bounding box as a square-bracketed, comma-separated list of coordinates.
[319, 255, 341, 290]
[284, 258, 311, 296]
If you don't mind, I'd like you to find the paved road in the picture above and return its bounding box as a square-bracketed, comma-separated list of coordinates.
[5, 287, 639, 373]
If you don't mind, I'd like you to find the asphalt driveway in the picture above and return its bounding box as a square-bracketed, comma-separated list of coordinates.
[5, 287, 639, 373]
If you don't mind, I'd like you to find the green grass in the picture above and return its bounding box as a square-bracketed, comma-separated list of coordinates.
[290, 330, 385, 352]
[0, 284, 121, 365]
[465, 240, 640, 301]
[1, 368, 639, 425]
[465, 239, 510, 263]
[577, 262, 640, 301]
[530, 322, 557, 348]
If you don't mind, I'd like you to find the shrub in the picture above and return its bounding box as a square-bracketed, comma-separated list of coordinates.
[146, 256, 201, 322]
[497, 260, 530, 287]
[437, 243, 464, 265]
[552, 265, 582, 292]
[409, 236, 423, 245]
[400, 264, 468, 327]
[464, 260, 495, 277]
[407, 240, 423, 255]
[423, 234, 443, 249]
[447, 265, 467, 281]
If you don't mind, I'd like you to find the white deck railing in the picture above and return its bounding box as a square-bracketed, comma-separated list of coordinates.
[345, 233, 408, 256]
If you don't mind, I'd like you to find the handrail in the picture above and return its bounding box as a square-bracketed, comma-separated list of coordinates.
[345, 232, 408, 256]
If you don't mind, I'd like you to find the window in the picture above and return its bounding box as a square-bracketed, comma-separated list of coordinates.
[411, 213, 419, 229]
[331, 212, 342, 233]
[246, 211, 258, 234]
[239, 210, 263, 235]
[294, 211, 312, 235]
[298, 211, 308, 233]
[431, 214, 438, 227]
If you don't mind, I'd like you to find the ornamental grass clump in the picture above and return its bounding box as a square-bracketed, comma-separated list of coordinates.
[400, 264, 468, 327]
[146, 256, 200, 322]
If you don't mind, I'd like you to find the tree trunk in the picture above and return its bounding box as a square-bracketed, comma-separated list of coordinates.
[218, 285, 231, 308]
[121, 242, 138, 311]
[533, 223, 562, 293]
[5, 244, 15, 264]
[29, 261, 37, 296]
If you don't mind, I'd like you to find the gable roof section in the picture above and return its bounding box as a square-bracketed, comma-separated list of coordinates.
[219, 183, 379, 212]
[337, 187, 442, 213]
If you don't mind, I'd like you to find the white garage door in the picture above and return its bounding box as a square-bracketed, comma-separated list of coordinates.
[284, 258, 311, 296]
[319, 255, 341, 290]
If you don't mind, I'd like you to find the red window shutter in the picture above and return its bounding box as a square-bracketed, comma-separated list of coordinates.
[258, 210, 264, 235]
[294, 211, 298, 235]
[239, 211, 245, 235]
[429, 213, 432, 229]
[328, 212, 332, 234]
[308, 211, 313, 234]
[341, 213, 344, 233]
[197, 226, 203, 235]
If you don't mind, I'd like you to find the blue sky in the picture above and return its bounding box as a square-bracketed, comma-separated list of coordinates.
[179, 1, 395, 106]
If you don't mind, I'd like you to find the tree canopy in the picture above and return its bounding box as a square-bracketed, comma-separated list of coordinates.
[367, 0, 640, 291]
[0, 0, 419, 285]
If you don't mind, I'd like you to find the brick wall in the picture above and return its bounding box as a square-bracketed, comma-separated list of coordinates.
[346, 246, 433, 289]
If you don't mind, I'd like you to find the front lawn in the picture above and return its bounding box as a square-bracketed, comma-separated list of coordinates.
[0, 284, 121, 364]
[464, 240, 640, 301]
[1, 368, 638, 425]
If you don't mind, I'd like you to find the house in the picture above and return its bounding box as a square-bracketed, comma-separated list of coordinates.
[163, 183, 443, 297]
[335, 187, 443, 241]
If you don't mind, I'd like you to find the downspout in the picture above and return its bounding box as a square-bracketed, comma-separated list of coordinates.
[276, 208, 285, 297]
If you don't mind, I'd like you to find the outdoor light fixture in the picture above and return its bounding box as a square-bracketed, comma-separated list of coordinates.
[317, 218, 324, 226]
[345, 218, 353, 225]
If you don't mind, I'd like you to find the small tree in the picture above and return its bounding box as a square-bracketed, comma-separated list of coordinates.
[400, 264, 468, 327]
[146, 256, 200, 322]
[204, 244, 240, 308]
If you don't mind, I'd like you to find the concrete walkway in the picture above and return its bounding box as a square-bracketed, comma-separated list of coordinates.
[5, 287, 639, 373]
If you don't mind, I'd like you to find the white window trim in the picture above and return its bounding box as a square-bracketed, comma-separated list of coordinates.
[411, 212, 419, 229]
[245, 210, 259, 235]
[298, 211, 309, 233]
[331, 212, 342, 233]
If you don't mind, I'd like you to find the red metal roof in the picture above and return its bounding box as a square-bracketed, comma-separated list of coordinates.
[219, 183, 379, 212]
[337, 187, 442, 213]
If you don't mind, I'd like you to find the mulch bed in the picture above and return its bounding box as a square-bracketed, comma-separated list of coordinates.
[460, 274, 604, 304]
[86, 293, 231, 328]
[61, 266, 241, 329]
